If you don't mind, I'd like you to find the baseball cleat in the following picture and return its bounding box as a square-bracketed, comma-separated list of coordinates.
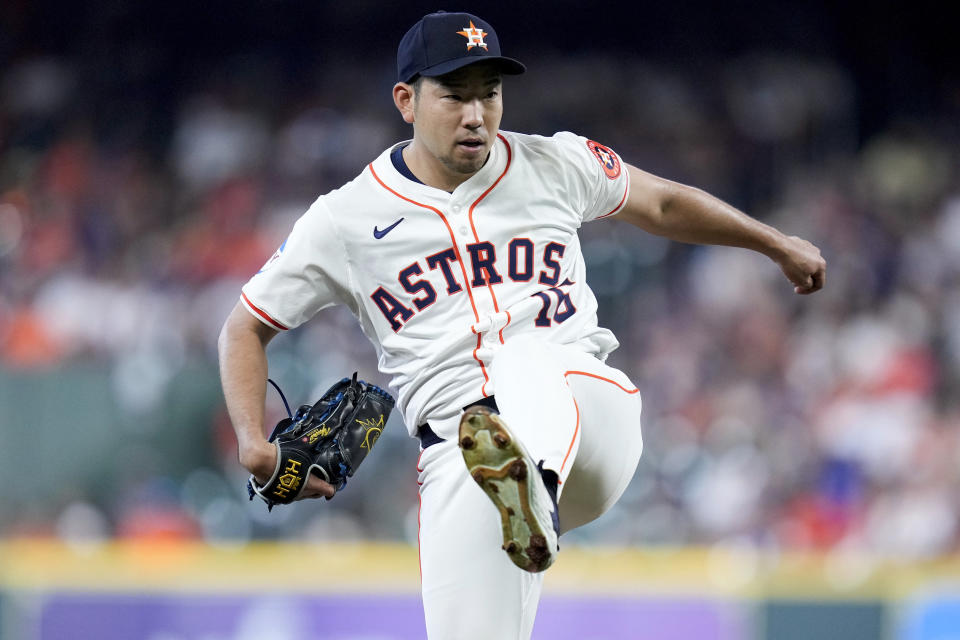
[458, 405, 559, 573]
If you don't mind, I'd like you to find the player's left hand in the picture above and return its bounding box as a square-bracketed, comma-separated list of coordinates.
[247, 373, 395, 510]
[242, 438, 337, 500]
[774, 235, 826, 295]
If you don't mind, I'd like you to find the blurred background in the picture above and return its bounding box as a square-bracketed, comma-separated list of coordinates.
[1, 0, 958, 638]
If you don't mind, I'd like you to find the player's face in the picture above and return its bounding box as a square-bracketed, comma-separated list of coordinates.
[412, 64, 503, 181]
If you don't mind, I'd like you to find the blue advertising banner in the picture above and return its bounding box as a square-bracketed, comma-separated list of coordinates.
[535, 595, 748, 639]
[34, 592, 746, 640]
[40, 594, 426, 640]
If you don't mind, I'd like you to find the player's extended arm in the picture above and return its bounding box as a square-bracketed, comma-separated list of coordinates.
[217, 302, 336, 499]
[616, 164, 826, 294]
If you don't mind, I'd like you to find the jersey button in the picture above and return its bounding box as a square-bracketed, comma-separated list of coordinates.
[458, 225, 469, 235]
[452, 204, 461, 213]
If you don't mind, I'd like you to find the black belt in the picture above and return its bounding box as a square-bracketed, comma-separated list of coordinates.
[418, 395, 499, 449]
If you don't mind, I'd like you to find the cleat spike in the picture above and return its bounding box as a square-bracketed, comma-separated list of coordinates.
[508, 459, 527, 481]
[527, 535, 550, 568]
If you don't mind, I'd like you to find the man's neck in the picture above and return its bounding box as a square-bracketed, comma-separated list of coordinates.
[402, 142, 482, 193]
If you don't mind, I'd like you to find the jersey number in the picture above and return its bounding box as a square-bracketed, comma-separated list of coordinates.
[533, 287, 577, 327]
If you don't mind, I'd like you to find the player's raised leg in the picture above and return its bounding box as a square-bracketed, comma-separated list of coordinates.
[486, 336, 644, 533]
[553, 356, 644, 532]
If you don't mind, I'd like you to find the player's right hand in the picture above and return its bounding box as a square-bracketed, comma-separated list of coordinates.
[774, 235, 826, 295]
[239, 439, 336, 500]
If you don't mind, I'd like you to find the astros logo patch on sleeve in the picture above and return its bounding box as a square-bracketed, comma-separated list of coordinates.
[586, 140, 621, 179]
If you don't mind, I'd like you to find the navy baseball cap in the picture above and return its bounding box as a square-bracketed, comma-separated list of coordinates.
[397, 11, 526, 83]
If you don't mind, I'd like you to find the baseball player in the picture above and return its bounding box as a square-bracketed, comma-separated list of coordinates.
[218, 11, 826, 639]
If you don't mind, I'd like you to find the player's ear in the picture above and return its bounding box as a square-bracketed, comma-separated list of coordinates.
[393, 82, 416, 124]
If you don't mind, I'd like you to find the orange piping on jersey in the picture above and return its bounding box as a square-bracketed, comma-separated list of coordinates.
[468, 134, 512, 238]
[241, 292, 289, 331]
[565, 370, 639, 394]
[467, 134, 513, 342]
[498, 310, 511, 345]
[557, 370, 640, 477]
[473, 326, 492, 398]
[596, 165, 631, 219]
[369, 162, 490, 388]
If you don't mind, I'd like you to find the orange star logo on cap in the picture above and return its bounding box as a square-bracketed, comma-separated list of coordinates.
[456, 21, 488, 50]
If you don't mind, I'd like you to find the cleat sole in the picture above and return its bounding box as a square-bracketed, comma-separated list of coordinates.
[458, 405, 557, 573]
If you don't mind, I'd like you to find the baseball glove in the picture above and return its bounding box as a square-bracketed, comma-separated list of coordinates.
[247, 373, 395, 510]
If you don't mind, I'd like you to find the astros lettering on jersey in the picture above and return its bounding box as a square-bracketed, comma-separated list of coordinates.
[241, 131, 630, 439]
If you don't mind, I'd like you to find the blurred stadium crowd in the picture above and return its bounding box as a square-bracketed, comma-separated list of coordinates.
[1, 4, 958, 562]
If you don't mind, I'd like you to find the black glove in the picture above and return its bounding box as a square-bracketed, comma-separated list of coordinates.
[248, 373, 395, 509]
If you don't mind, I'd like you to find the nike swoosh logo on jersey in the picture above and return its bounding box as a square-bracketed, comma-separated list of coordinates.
[373, 218, 405, 239]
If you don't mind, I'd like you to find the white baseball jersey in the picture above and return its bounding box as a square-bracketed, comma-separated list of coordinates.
[241, 130, 631, 437]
